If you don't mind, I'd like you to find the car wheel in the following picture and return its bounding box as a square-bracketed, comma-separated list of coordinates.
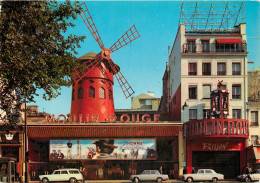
[187, 177, 193, 182]
[157, 177, 163, 182]
[245, 176, 251, 182]
[42, 177, 49, 183]
[69, 177, 77, 183]
[134, 177, 139, 183]
[212, 177, 218, 182]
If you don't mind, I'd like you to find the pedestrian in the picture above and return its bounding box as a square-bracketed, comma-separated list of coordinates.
[192, 167, 195, 173]
[183, 167, 187, 175]
[159, 166, 163, 174]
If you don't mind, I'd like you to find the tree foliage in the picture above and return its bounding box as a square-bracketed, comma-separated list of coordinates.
[0, 1, 85, 129]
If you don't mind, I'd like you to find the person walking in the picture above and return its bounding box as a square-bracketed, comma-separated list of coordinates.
[159, 166, 163, 174]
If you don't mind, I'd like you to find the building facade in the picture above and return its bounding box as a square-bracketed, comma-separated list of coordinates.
[168, 22, 249, 178]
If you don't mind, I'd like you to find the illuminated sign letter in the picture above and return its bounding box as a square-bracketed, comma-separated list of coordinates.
[110, 115, 117, 123]
[92, 115, 99, 123]
[132, 114, 140, 123]
[45, 115, 55, 123]
[142, 114, 151, 123]
[154, 114, 160, 123]
[57, 114, 66, 123]
[120, 114, 130, 123]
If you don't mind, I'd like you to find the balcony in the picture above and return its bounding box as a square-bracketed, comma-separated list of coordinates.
[184, 119, 249, 139]
[182, 43, 247, 54]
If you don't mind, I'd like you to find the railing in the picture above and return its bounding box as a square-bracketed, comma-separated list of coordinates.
[184, 119, 249, 138]
[182, 43, 247, 53]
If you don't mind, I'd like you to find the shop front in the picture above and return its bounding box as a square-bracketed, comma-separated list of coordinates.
[185, 119, 249, 179]
[26, 123, 182, 181]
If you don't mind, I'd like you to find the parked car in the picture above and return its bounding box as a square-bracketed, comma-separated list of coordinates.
[39, 168, 83, 183]
[237, 169, 260, 182]
[130, 170, 169, 182]
[182, 169, 224, 182]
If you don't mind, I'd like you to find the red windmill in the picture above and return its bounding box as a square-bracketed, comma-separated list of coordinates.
[70, 2, 140, 122]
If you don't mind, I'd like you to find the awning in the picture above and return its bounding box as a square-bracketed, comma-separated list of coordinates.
[216, 39, 242, 44]
[187, 38, 196, 41]
[201, 38, 210, 40]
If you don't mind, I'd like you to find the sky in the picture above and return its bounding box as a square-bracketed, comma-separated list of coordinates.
[31, 0, 260, 117]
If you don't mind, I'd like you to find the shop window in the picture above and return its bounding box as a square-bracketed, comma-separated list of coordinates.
[188, 63, 197, 75]
[189, 109, 197, 120]
[78, 87, 83, 99]
[109, 89, 113, 100]
[217, 63, 226, 75]
[232, 84, 241, 99]
[189, 85, 197, 99]
[202, 63, 211, 75]
[88, 86, 95, 98]
[203, 85, 211, 99]
[251, 111, 259, 126]
[232, 63, 241, 75]
[203, 109, 211, 119]
[232, 109, 241, 119]
[201, 40, 210, 52]
[72, 89, 75, 101]
[187, 40, 196, 53]
[99, 87, 106, 99]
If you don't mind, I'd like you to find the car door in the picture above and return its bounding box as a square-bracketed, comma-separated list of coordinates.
[141, 170, 150, 181]
[52, 170, 61, 181]
[61, 170, 70, 181]
[205, 170, 213, 181]
[151, 170, 158, 181]
[197, 170, 205, 181]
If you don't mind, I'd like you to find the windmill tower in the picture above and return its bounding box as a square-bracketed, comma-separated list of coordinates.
[71, 2, 140, 122]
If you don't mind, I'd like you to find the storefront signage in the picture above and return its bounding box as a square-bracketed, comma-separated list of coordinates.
[49, 139, 157, 160]
[192, 141, 241, 151]
[45, 114, 160, 124]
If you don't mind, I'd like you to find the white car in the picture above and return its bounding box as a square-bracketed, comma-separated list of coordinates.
[183, 169, 224, 182]
[39, 168, 83, 183]
[130, 170, 169, 182]
[237, 169, 260, 182]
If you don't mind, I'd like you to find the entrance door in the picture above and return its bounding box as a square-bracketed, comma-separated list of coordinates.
[192, 151, 240, 179]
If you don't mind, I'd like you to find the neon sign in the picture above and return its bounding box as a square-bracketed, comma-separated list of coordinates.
[45, 114, 160, 124]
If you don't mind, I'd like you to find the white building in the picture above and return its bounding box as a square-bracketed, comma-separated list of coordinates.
[168, 23, 248, 123]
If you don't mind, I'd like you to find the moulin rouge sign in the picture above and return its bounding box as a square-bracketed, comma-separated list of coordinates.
[45, 114, 161, 124]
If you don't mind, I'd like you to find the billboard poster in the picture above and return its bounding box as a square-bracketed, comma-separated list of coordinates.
[50, 139, 157, 160]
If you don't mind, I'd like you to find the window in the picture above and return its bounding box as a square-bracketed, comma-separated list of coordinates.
[145, 99, 152, 105]
[109, 89, 113, 100]
[72, 89, 75, 101]
[54, 171, 60, 174]
[69, 170, 80, 174]
[99, 87, 106, 99]
[88, 86, 95, 98]
[188, 63, 197, 75]
[220, 85, 226, 89]
[187, 40, 196, 53]
[217, 63, 226, 75]
[205, 170, 212, 174]
[251, 135, 258, 146]
[201, 40, 210, 52]
[232, 63, 241, 75]
[232, 84, 241, 99]
[189, 85, 197, 99]
[232, 109, 241, 119]
[189, 109, 197, 120]
[78, 87, 83, 99]
[202, 63, 211, 75]
[203, 85, 211, 99]
[203, 109, 211, 119]
[198, 170, 204, 174]
[61, 171, 68, 174]
[251, 111, 259, 126]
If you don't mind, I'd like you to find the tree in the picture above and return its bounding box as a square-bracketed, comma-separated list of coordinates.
[0, 0, 85, 129]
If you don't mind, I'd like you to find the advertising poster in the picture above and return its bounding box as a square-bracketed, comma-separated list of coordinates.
[50, 139, 157, 160]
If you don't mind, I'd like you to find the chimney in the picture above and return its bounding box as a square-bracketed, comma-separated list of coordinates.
[168, 46, 171, 56]
[147, 91, 154, 97]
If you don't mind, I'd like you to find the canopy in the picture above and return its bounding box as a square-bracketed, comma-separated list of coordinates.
[216, 39, 242, 44]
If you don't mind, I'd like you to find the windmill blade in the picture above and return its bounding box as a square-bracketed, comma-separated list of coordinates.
[109, 25, 140, 53]
[107, 59, 135, 99]
[79, 2, 104, 49]
[77, 54, 103, 81]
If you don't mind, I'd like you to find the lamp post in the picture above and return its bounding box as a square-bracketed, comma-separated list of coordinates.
[24, 98, 28, 183]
